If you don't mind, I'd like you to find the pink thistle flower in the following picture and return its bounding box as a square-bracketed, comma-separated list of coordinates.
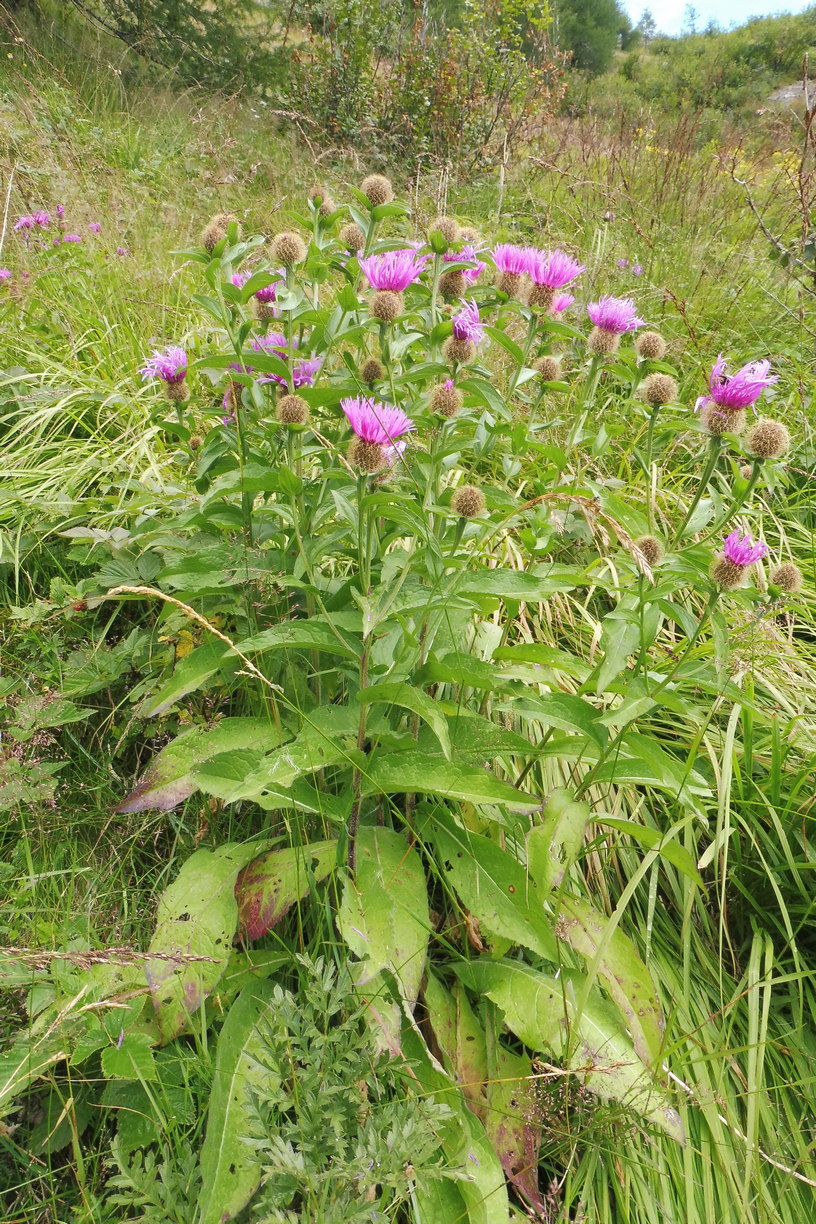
[0, 269, 11, 281]
[452, 299, 485, 344]
[263, 357, 323, 389]
[254, 269, 285, 303]
[553, 293, 574, 313]
[341, 396, 415, 445]
[491, 243, 532, 276]
[55, 204, 65, 220]
[252, 332, 290, 356]
[140, 345, 188, 384]
[358, 249, 430, 291]
[695, 355, 777, 414]
[722, 530, 768, 567]
[528, 249, 585, 289]
[116, 246, 129, 256]
[631, 264, 644, 276]
[88, 222, 101, 234]
[445, 243, 486, 284]
[587, 296, 645, 334]
[616, 258, 629, 269]
[14, 216, 34, 232]
[62, 234, 82, 244]
[231, 270, 251, 288]
[32, 211, 50, 228]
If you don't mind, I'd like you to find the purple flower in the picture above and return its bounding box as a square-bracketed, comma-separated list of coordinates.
[32, 211, 50, 228]
[695, 355, 777, 414]
[452, 299, 485, 344]
[140, 345, 188, 384]
[254, 269, 285, 303]
[358, 249, 430, 291]
[263, 357, 323, 389]
[491, 243, 533, 276]
[553, 293, 574, 313]
[341, 396, 415, 445]
[528, 249, 585, 288]
[88, 222, 101, 234]
[631, 264, 644, 276]
[445, 243, 485, 284]
[587, 296, 645, 334]
[14, 216, 33, 232]
[55, 204, 65, 220]
[231, 270, 251, 288]
[62, 234, 82, 244]
[722, 530, 768, 567]
[116, 246, 129, 256]
[616, 258, 629, 269]
[0, 269, 10, 281]
[252, 332, 290, 356]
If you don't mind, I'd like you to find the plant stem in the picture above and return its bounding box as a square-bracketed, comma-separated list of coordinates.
[674, 435, 723, 543]
[644, 404, 662, 531]
[507, 311, 538, 399]
[698, 459, 762, 544]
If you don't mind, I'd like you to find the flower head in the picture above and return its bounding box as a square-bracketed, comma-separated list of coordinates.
[552, 293, 574, 313]
[616, 258, 629, 269]
[587, 296, 644, 334]
[231, 270, 251, 288]
[55, 204, 65, 220]
[62, 234, 82, 244]
[358, 248, 429, 291]
[14, 216, 34, 232]
[32, 211, 50, 228]
[491, 243, 532, 276]
[446, 243, 486, 284]
[452, 299, 485, 344]
[88, 221, 101, 234]
[528, 249, 585, 289]
[695, 355, 777, 414]
[262, 358, 323, 389]
[0, 269, 11, 281]
[723, 530, 768, 567]
[254, 269, 285, 303]
[252, 332, 290, 356]
[116, 246, 128, 256]
[632, 264, 644, 276]
[342, 396, 415, 445]
[140, 345, 188, 384]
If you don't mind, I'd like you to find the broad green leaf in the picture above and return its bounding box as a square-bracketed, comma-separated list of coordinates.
[557, 894, 664, 1068]
[484, 1030, 545, 1216]
[145, 843, 266, 1041]
[234, 618, 359, 660]
[100, 1031, 157, 1081]
[197, 979, 281, 1224]
[596, 817, 702, 884]
[493, 641, 591, 683]
[454, 960, 684, 1143]
[416, 713, 531, 765]
[423, 970, 487, 1122]
[358, 682, 452, 759]
[115, 718, 283, 813]
[137, 640, 237, 718]
[427, 810, 557, 960]
[498, 693, 607, 749]
[0, 1019, 85, 1120]
[28, 1088, 92, 1156]
[412, 1175, 470, 1224]
[595, 612, 640, 695]
[526, 788, 590, 895]
[236, 841, 337, 939]
[364, 752, 535, 811]
[457, 568, 580, 602]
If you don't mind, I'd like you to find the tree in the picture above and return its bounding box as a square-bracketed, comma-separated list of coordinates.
[555, 0, 631, 74]
[637, 8, 657, 47]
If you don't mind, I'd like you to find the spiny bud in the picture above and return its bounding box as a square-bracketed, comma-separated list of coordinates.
[587, 327, 620, 356]
[639, 372, 678, 407]
[360, 357, 385, 384]
[496, 270, 522, 297]
[256, 300, 278, 322]
[770, 562, 803, 594]
[271, 231, 307, 267]
[430, 216, 460, 245]
[200, 212, 234, 252]
[744, 417, 790, 461]
[534, 355, 563, 382]
[166, 381, 188, 404]
[635, 331, 667, 360]
[710, 556, 749, 591]
[459, 226, 480, 243]
[189, 434, 202, 450]
[739, 463, 753, 480]
[277, 394, 309, 425]
[340, 222, 366, 251]
[528, 283, 557, 311]
[439, 269, 466, 300]
[701, 403, 745, 436]
[634, 535, 664, 566]
[443, 335, 475, 365]
[349, 437, 386, 473]
[370, 289, 403, 322]
[452, 485, 485, 518]
[360, 174, 394, 207]
[309, 186, 336, 218]
[430, 381, 463, 418]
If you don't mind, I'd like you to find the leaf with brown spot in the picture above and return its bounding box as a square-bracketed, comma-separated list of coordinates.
[485, 1032, 546, 1217]
[236, 841, 337, 939]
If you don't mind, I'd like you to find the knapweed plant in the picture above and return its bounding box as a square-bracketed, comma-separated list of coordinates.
[2, 175, 809, 1222]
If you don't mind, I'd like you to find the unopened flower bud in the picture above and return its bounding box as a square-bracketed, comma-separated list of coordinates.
[739, 463, 753, 480]
[430, 381, 463, 418]
[744, 417, 790, 461]
[309, 186, 336, 217]
[443, 335, 475, 365]
[639, 372, 677, 407]
[370, 289, 403, 322]
[452, 484, 485, 518]
[534, 355, 563, 382]
[277, 394, 309, 425]
[360, 357, 385, 384]
[587, 327, 620, 356]
[360, 174, 394, 206]
[430, 216, 460, 245]
[349, 437, 386, 473]
[340, 222, 366, 250]
[635, 331, 667, 360]
[200, 212, 234, 252]
[189, 434, 202, 450]
[634, 535, 664, 566]
[701, 404, 745, 436]
[770, 562, 802, 594]
[496, 270, 522, 297]
[272, 231, 307, 267]
[439, 268, 466, 300]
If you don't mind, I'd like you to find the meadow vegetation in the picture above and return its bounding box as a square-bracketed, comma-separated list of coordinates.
[1, 3, 816, 1223]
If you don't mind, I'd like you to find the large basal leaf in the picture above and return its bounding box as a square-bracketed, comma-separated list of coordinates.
[526, 788, 590, 896]
[428, 810, 557, 961]
[556, 894, 665, 1069]
[453, 959, 684, 1144]
[456, 567, 581, 602]
[137, 640, 237, 718]
[145, 843, 265, 1042]
[115, 718, 284, 813]
[197, 979, 281, 1224]
[236, 841, 337, 939]
[423, 969, 487, 1122]
[233, 617, 360, 660]
[484, 1031, 546, 1217]
[364, 752, 536, 812]
[338, 827, 429, 1049]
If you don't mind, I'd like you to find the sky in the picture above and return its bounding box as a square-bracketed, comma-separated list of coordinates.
[624, 0, 815, 36]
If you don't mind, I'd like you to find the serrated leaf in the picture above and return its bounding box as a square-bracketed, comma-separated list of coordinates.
[101, 1031, 157, 1081]
[364, 752, 535, 811]
[236, 841, 337, 939]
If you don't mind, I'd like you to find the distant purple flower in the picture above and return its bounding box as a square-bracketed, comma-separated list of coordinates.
[445, 243, 485, 284]
[32, 211, 50, 228]
[14, 216, 33, 232]
[231, 270, 251, 288]
[62, 234, 82, 244]
[616, 258, 629, 269]
[722, 530, 768, 567]
[528, 249, 585, 288]
[695, 355, 777, 414]
[88, 222, 101, 234]
[254, 269, 285, 303]
[263, 357, 323, 389]
[116, 246, 129, 256]
[342, 396, 415, 445]
[0, 269, 11, 281]
[140, 345, 188, 384]
[553, 293, 574, 313]
[587, 296, 644, 334]
[251, 332, 290, 356]
[452, 299, 485, 344]
[631, 264, 644, 276]
[358, 249, 430, 291]
[491, 243, 532, 276]
[55, 204, 65, 220]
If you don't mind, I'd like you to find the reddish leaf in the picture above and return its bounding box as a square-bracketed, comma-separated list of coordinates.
[236, 842, 336, 939]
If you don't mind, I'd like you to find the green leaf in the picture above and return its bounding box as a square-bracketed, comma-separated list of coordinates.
[499, 692, 607, 749]
[364, 752, 535, 811]
[423, 970, 487, 1122]
[358, 682, 451, 759]
[595, 612, 641, 695]
[454, 959, 684, 1143]
[197, 979, 281, 1224]
[484, 1030, 545, 1216]
[427, 809, 557, 960]
[236, 841, 337, 939]
[137, 640, 238, 718]
[457, 567, 580, 602]
[484, 324, 524, 364]
[526, 789, 590, 895]
[101, 1031, 157, 1081]
[596, 817, 702, 884]
[234, 618, 359, 660]
[115, 718, 283, 813]
[459, 375, 509, 417]
[145, 843, 266, 1041]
